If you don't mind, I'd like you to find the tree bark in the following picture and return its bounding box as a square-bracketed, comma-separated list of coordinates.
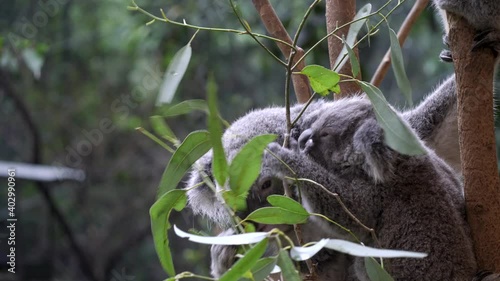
[325, 0, 360, 98]
[447, 13, 500, 272]
[252, 0, 311, 103]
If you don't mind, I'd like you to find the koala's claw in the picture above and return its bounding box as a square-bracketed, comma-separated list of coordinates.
[473, 29, 500, 54]
[440, 49, 454, 62]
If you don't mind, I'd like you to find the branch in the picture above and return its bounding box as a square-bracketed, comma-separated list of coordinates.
[447, 13, 500, 272]
[252, 0, 312, 103]
[325, 0, 361, 98]
[370, 0, 429, 87]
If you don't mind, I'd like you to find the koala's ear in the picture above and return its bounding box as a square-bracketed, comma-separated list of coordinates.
[185, 152, 231, 227]
[353, 119, 395, 182]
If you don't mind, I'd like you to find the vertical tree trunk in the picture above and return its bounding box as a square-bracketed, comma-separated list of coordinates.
[325, 0, 361, 98]
[447, 13, 500, 272]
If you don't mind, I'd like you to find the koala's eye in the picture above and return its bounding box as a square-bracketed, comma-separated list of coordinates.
[320, 131, 329, 138]
[261, 179, 272, 191]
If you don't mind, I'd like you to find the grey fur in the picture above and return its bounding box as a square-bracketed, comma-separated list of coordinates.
[292, 97, 476, 280]
[186, 75, 466, 279]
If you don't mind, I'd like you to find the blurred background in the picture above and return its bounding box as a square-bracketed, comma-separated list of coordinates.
[0, 0, 481, 280]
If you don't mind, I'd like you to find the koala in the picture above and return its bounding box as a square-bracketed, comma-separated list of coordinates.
[433, 0, 500, 61]
[277, 96, 476, 280]
[186, 76, 463, 279]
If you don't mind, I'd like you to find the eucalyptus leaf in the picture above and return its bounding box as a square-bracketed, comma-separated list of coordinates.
[173, 225, 268, 245]
[251, 257, 278, 281]
[345, 42, 360, 77]
[150, 189, 187, 276]
[157, 131, 212, 199]
[333, 3, 372, 71]
[277, 250, 301, 281]
[245, 207, 309, 225]
[207, 74, 228, 186]
[22, 48, 44, 79]
[219, 239, 268, 281]
[388, 26, 412, 106]
[156, 44, 192, 105]
[157, 99, 208, 117]
[323, 239, 427, 258]
[267, 195, 309, 216]
[229, 134, 277, 195]
[300, 65, 340, 96]
[358, 82, 426, 156]
[150, 115, 178, 144]
[365, 257, 395, 281]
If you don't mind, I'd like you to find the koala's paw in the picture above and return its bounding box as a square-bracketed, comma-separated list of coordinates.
[210, 229, 238, 277]
[472, 270, 500, 281]
[473, 29, 500, 55]
[440, 34, 454, 62]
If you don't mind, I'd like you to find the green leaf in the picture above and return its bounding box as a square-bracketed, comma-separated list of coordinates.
[277, 249, 301, 281]
[358, 82, 426, 156]
[157, 131, 212, 199]
[300, 65, 340, 96]
[150, 189, 188, 276]
[345, 42, 360, 77]
[150, 115, 178, 144]
[333, 3, 372, 72]
[219, 238, 269, 281]
[251, 257, 278, 281]
[156, 44, 192, 105]
[207, 74, 228, 186]
[229, 134, 277, 195]
[245, 207, 309, 225]
[388, 26, 412, 106]
[174, 225, 267, 245]
[267, 195, 309, 216]
[157, 99, 208, 117]
[222, 190, 248, 212]
[365, 257, 394, 281]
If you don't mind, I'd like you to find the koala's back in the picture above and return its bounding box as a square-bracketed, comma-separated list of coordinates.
[375, 152, 475, 280]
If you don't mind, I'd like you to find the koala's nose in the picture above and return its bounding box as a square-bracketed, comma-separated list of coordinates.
[298, 128, 313, 151]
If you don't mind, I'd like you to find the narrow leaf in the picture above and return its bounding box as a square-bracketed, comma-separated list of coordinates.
[229, 134, 277, 195]
[219, 239, 268, 281]
[358, 82, 426, 156]
[245, 207, 309, 225]
[388, 26, 412, 106]
[157, 99, 208, 117]
[300, 65, 341, 96]
[323, 239, 427, 258]
[150, 189, 188, 276]
[174, 225, 268, 245]
[207, 74, 228, 186]
[222, 189, 248, 212]
[365, 257, 395, 281]
[157, 131, 212, 199]
[150, 115, 178, 144]
[345, 42, 360, 77]
[277, 250, 301, 281]
[290, 239, 328, 261]
[251, 257, 278, 281]
[156, 44, 192, 105]
[333, 4, 372, 71]
[267, 195, 309, 216]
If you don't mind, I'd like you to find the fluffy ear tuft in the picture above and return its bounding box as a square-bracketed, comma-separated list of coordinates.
[353, 119, 395, 182]
[185, 152, 231, 227]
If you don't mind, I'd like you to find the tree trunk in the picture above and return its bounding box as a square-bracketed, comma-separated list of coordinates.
[447, 13, 500, 272]
[325, 0, 361, 98]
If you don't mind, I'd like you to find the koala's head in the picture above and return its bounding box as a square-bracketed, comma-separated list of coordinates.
[299, 96, 397, 183]
[186, 106, 290, 227]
